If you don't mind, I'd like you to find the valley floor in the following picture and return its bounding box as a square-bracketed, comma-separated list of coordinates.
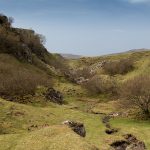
[0, 97, 150, 150]
[0, 51, 150, 150]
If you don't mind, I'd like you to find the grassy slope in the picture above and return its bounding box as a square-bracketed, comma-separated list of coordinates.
[71, 51, 150, 76]
[111, 118, 150, 148]
[64, 51, 150, 149]
[64, 51, 150, 112]
[0, 98, 105, 149]
[0, 51, 150, 150]
[0, 125, 98, 150]
[0, 97, 150, 149]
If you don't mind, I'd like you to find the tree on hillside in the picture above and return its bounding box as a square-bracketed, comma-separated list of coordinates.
[120, 74, 150, 118]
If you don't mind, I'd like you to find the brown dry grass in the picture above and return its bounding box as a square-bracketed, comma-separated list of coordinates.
[0, 54, 52, 101]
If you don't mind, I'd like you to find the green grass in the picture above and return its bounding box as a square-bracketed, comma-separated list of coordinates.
[91, 100, 119, 114]
[1, 51, 150, 150]
[1, 97, 150, 149]
[0, 125, 98, 150]
[69, 51, 150, 80]
[111, 118, 150, 148]
[0, 98, 106, 149]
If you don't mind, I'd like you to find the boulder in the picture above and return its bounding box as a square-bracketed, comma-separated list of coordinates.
[45, 88, 63, 105]
[124, 134, 146, 150]
[110, 140, 129, 150]
[63, 120, 86, 137]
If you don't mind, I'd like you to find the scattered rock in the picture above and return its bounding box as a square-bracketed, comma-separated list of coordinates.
[105, 128, 118, 135]
[102, 115, 112, 129]
[45, 88, 63, 105]
[62, 120, 86, 137]
[91, 111, 106, 115]
[110, 140, 129, 150]
[75, 77, 89, 84]
[28, 124, 38, 131]
[102, 113, 120, 135]
[124, 134, 146, 150]
[102, 115, 111, 124]
[108, 112, 119, 117]
[90, 60, 107, 73]
[102, 113, 146, 149]
[110, 134, 146, 150]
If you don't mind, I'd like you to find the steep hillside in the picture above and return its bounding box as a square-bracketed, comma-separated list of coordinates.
[0, 14, 67, 73]
[68, 50, 150, 81]
[0, 14, 69, 102]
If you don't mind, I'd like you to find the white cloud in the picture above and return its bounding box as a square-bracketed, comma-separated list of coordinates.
[127, 0, 150, 3]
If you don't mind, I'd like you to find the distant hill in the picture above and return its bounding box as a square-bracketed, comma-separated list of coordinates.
[60, 53, 82, 59]
[127, 48, 150, 53]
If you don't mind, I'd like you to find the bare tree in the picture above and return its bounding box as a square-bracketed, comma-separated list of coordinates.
[83, 75, 117, 95]
[120, 74, 150, 118]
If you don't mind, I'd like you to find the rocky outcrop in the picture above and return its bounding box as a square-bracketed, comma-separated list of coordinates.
[101, 113, 146, 149]
[64, 69, 90, 85]
[75, 77, 89, 84]
[90, 60, 107, 73]
[105, 128, 118, 135]
[14, 44, 33, 63]
[0, 14, 49, 64]
[110, 134, 146, 150]
[62, 120, 86, 137]
[45, 88, 63, 105]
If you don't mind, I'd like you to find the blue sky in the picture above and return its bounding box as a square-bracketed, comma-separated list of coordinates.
[0, 0, 150, 56]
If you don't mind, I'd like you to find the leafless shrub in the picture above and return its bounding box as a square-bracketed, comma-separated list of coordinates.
[103, 58, 134, 75]
[83, 75, 117, 95]
[120, 74, 150, 118]
[0, 54, 52, 101]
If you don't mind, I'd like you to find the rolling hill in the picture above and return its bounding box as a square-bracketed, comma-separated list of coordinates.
[0, 14, 150, 150]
